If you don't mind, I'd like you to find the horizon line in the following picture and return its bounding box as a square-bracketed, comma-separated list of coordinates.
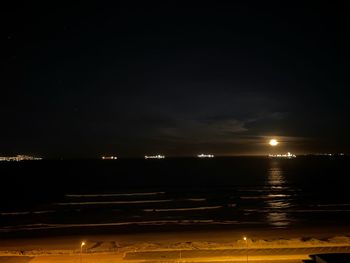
[1, 152, 347, 160]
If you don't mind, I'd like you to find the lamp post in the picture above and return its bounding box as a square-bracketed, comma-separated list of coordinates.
[80, 241, 86, 263]
[243, 237, 248, 263]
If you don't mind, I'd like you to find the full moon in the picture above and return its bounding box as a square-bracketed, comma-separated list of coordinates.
[269, 139, 279, 146]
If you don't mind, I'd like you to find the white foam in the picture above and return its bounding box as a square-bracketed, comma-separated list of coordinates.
[186, 198, 206, 202]
[240, 194, 291, 200]
[267, 194, 291, 198]
[143, 206, 222, 212]
[0, 220, 241, 232]
[316, 204, 350, 207]
[244, 208, 350, 213]
[0, 210, 55, 216]
[32, 210, 56, 214]
[56, 199, 173, 205]
[65, 192, 166, 198]
[0, 211, 31, 216]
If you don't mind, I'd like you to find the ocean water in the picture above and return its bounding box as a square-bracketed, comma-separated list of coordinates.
[0, 156, 349, 235]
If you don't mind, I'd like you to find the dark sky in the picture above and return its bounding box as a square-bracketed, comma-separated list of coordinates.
[1, 2, 350, 158]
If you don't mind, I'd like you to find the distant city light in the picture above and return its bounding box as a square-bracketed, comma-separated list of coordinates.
[313, 153, 345, 157]
[0, 155, 42, 162]
[197, 154, 214, 158]
[145, 155, 165, 159]
[269, 139, 279, 146]
[101, 156, 118, 160]
[268, 152, 296, 159]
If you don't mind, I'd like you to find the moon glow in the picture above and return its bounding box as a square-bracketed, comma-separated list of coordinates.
[269, 139, 279, 146]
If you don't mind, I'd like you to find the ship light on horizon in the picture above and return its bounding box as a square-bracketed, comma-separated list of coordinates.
[268, 152, 296, 159]
[0, 155, 42, 161]
[102, 156, 118, 160]
[145, 155, 165, 159]
[197, 154, 214, 158]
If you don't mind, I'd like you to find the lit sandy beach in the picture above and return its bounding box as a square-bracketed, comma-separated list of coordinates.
[1, 226, 350, 262]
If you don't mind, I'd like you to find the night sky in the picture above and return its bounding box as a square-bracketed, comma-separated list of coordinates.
[2, 2, 350, 158]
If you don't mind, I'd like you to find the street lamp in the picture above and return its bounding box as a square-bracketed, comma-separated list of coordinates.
[80, 241, 86, 263]
[243, 237, 248, 263]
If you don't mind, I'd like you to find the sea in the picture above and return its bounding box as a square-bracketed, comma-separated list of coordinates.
[0, 156, 349, 237]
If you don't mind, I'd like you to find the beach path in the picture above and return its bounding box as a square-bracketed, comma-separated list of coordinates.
[27, 254, 122, 262]
[0, 255, 304, 263]
[0, 256, 33, 263]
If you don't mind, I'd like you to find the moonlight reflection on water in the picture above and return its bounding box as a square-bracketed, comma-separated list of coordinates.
[266, 160, 293, 227]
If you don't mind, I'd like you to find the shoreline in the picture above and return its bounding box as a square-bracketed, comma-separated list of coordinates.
[1, 220, 350, 238]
